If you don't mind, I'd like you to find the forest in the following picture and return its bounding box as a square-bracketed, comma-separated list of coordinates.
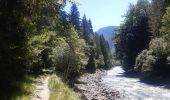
[0, 0, 112, 99]
[114, 0, 170, 78]
[0, 0, 170, 100]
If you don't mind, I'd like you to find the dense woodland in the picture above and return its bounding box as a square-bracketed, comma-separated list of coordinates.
[114, 0, 170, 77]
[0, 0, 112, 99]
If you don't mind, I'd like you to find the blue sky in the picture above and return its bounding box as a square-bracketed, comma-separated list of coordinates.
[65, 0, 137, 31]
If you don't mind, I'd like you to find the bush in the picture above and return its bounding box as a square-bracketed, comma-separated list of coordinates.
[135, 49, 156, 74]
[135, 38, 170, 76]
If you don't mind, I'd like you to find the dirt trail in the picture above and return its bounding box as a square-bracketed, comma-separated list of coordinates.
[32, 76, 50, 100]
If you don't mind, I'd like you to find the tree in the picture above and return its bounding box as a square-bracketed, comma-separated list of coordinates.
[52, 25, 88, 81]
[149, 0, 163, 36]
[135, 5, 170, 78]
[85, 48, 96, 72]
[88, 19, 93, 33]
[100, 35, 111, 68]
[69, 4, 81, 31]
[0, 0, 68, 99]
[160, 6, 170, 41]
[0, 0, 65, 79]
[114, 0, 151, 71]
[81, 14, 94, 45]
[95, 33, 102, 59]
[149, 0, 170, 37]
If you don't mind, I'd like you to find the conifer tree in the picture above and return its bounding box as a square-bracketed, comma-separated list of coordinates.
[69, 4, 81, 31]
[114, 0, 151, 70]
[100, 35, 111, 68]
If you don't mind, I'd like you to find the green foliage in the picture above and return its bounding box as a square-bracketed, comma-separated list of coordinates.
[134, 5, 170, 77]
[149, 0, 164, 36]
[0, 0, 95, 98]
[149, 0, 170, 36]
[113, 0, 170, 77]
[114, 32, 124, 60]
[25, 30, 54, 72]
[135, 38, 170, 76]
[135, 49, 156, 73]
[86, 47, 96, 72]
[95, 55, 105, 67]
[48, 75, 80, 100]
[51, 26, 88, 80]
[81, 14, 94, 45]
[160, 6, 170, 41]
[69, 4, 81, 31]
[100, 35, 112, 68]
[114, 0, 151, 71]
[80, 14, 101, 72]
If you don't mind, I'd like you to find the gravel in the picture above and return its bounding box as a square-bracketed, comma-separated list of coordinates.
[74, 69, 120, 100]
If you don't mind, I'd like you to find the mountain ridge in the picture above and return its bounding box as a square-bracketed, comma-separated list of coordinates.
[96, 26, 119, 55]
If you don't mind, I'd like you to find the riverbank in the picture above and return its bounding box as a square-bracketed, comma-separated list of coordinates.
[74, 69, 120, 100]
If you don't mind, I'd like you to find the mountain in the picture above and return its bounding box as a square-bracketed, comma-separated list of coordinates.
[96, 26, 119, 55]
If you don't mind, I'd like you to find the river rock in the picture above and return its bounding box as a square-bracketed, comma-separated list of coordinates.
[74, 69, 120, 100]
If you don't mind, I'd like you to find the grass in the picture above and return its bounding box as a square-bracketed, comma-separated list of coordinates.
[48, 75, 80, 100]
[12, 75, 37, 100]
[0, 75, 37, 100]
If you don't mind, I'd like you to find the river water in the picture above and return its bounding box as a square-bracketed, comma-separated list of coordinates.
[102, 66, 170, 100]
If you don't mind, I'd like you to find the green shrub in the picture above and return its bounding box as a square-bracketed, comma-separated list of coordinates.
[135, 38, 170, 76]
[135, 49, 156, 74]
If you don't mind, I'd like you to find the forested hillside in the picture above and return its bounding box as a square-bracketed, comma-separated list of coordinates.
[97, 26, 118, 55]
[0, 0, 112, 99]
[114, 0, 170, 77]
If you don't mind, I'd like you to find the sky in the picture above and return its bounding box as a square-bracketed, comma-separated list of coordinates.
[65, 0, 137, 31]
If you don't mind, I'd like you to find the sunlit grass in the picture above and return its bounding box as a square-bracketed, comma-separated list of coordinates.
[11, 75, 37, 100]
[48, 75, 80, 100]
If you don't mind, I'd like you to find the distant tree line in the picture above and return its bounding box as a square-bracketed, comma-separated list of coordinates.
[114, 0, 170, 78]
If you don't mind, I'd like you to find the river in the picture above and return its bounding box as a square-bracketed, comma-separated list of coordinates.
[102, 66, 170, 100]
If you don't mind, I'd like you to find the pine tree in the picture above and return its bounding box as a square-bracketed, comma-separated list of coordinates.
[81, 14, 94, 45]
[88, 19, 93, 33]
[69, 4, 81, 31]
[115, 0, 151, 71]
[100, 35, 111, 68]
[81, 14, 89, 42]
[95, 33, 102, 59]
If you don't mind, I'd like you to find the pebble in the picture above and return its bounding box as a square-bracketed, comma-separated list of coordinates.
[74, 70, 120, 100]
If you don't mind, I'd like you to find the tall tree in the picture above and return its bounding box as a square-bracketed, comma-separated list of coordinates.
[150, 0, 163, 36]
[88, 19, 93, 33]
[95, 33, 102, 59]
[69, 4, 81, 31]
[81, 14, 94, 45]
[114, 0, 151, 70]
[100, 35, 111, 68]
[149, 0, 170, 37]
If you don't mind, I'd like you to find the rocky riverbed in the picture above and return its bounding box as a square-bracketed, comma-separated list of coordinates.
[74, 69, 121, 100]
